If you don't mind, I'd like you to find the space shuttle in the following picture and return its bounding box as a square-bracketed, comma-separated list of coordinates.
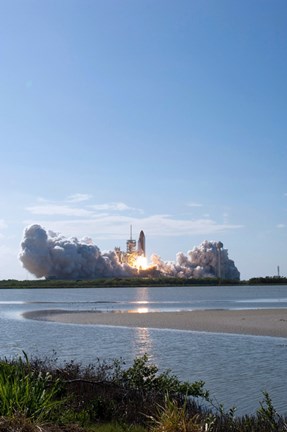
[138, 230, 146, 257]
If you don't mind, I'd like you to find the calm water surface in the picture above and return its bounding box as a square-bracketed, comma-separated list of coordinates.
[0, 285, 286, 415]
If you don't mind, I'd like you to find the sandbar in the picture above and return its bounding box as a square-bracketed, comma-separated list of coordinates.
[23, 309, 287, 338]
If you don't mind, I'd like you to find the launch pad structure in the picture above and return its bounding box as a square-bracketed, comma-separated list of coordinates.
[115, 226, 146, 267]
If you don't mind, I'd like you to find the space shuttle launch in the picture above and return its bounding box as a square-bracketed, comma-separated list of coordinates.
[20, 224, 240, 280]
[114, 227, 147, 267]
[138, 230, 146, 257]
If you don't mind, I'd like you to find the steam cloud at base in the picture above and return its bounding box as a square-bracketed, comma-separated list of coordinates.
[19, 224, 240, 281]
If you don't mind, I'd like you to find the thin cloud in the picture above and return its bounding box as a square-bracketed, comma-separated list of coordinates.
[90, 202, 140, 212]
[141, 215, 243, 237]
[25, 197, 142, 221]
[26, 204, 92, 218]
[66, 193, 92, 203]
[186, 202, 203, 208]
[24, 196, 243, 242]
[277, 224, 286, 229]
[23, 213, 243, 241]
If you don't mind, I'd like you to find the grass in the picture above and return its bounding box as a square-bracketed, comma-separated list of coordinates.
[88, 425, 146, 432]
[0, 417, 146, 431]
[0, 352, 63, 421]
[147, 394, 202, 432]
[0, 352, 286, 432]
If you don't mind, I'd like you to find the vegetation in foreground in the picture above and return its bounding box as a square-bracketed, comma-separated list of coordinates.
[0, 352, 286, 431]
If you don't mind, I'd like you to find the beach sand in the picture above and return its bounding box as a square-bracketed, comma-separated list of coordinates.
[23, 308, 287, 338]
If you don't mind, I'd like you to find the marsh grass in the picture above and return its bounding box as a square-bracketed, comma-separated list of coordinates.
[148, 394, 202, 432]
[0, 352, 63, 421]
[0, 353, 286, 431]
[88, 424, 147, 432]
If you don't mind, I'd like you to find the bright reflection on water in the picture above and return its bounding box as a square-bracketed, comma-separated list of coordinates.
[129, 287, 151, 313]
[133, 327, 153, 359]
[128, 307, 150, 313]
[0, 285, 287, 416]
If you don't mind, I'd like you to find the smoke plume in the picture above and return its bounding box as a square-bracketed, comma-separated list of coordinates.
[19, 224, 240, 280]
[150, 241, 240, 280]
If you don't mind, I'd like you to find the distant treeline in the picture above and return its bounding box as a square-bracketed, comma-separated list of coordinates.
[0, 275, 286, 288]
[247, 276, 287, 285]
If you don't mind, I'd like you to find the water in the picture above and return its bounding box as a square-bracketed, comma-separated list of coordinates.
[0, 285, 287, 415]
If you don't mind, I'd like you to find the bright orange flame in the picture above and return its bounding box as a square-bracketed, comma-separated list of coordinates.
[134, 255, 148, 270]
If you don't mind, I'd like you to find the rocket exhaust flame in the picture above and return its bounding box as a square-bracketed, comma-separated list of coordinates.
[135, 255, 148, 270]
[19, 224, 240, 280]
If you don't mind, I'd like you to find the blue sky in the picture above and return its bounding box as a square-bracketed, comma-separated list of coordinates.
[0, 0, 286, 280]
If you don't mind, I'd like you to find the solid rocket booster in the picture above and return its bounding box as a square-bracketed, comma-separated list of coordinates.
[138, 230, 146, 257]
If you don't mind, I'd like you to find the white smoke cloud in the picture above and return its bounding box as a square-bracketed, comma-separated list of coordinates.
[19, 225, 136, 279]
[150, 241, 240, 280]
[19, 224, 240, 280]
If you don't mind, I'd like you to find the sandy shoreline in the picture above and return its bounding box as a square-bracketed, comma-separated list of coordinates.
[23, 308, 287, 338]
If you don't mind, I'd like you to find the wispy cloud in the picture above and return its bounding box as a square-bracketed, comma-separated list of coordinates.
[23, 213, 243, 242]
[277, 224, 286, 229]
[90, 202, 139, 212]
[186, 202, 203, 208]
[24, 197, 243, 244]
[66, 193, 92, 203]
[141, 215, 243, 237]
[26, 204, 93, 217]
[25, 198, 142, 220]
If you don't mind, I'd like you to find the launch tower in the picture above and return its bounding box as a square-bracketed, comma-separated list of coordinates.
[126, 225, 136, 254]
[115, 226, 146, 267]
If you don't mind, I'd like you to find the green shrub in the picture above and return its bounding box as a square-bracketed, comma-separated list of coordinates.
[119, 354, 208, 399]
[1, 353, 286, 431]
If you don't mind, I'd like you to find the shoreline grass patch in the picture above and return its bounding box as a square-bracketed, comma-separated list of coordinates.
[0, 352, 63, 421]
[0, 353, 286, 431]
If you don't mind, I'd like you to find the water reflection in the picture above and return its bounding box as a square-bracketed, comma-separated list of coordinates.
[131, 288, 154, 358]
[137, 287, 149, 303]
[1, 286, 287, 415]
[128, 307, 149, 313]
[134, 300, 149, 304]
[132, 288, 150, 313]
[133, 327, 153, 360]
